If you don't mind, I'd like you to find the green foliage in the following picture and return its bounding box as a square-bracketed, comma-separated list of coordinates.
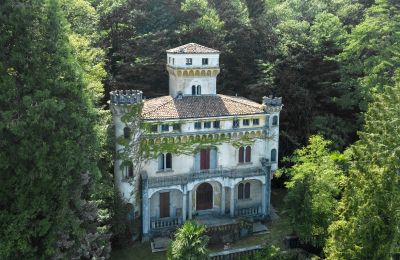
[282, 135, 346, 248]
[167, 221, 209, 260]
[0, 0, 111, 258]
[338, 0, 400, 110]
[325, 81, 400, 259]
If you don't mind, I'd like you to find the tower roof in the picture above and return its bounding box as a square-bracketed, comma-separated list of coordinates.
[166, 43, 220, 54]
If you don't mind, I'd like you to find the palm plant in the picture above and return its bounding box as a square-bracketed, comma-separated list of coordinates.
[167, 221, 209, 260]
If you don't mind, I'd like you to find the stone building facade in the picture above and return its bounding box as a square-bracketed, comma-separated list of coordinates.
[109, 43, 283, 240]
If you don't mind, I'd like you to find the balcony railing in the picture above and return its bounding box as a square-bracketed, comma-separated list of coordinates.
[150, 217, 183, 230]
[145, 166, 269, 188]
[235, 205, 262, 217]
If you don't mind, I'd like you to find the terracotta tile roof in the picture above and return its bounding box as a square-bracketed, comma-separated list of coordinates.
[141, 95, 264, 120]
[166, 43, 220, 54]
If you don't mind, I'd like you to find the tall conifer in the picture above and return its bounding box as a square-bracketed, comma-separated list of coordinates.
[0, 0, 109, 258]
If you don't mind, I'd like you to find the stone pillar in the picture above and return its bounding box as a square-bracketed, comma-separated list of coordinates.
[230, 186, 235, 217]
[262, 183, 267, 215]
[221, 186, 225, 214]
[188, 190, 193, 219]
[142, 180, 150, 240]
[266, 170, 271, 215]
[182, 191, 187, 222]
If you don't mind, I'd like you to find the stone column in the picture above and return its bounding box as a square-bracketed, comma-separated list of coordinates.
[230, 186, 235, 217]
[261, 183, 267, 215]
[221, 186, 225, 214]
[188, 190, 193, 219]
[142, 180, 150, 240]
[182, 191, 187, 222]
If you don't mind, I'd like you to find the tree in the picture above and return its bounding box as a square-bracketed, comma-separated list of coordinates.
[325, 81, 400, 259]
[0, 0, 109, 258]
[167, 221, 209, 260]
[282, 135, 346, 248]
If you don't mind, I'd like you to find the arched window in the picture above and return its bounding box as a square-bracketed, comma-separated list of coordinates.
[244, 183, 250, 199]
[238, 146, 244, 163]
[271, 149, 277, 162]
[192, 85, 196, 95]
[158, 153, 165, 170]
[272, 115, 278, 126]
[166, 153, 172, 169]
[123, 127, 130, 139]
[128, 163, 133, 178]
[245, 146, 251, 162]
[238, 183, 244, 200]
[197, 85, 201, 95]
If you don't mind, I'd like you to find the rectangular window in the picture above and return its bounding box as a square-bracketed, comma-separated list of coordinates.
[150, 125, 158, 133]
[253, 118, 259, 125]
[243, 119, 250, 126]
[233, 119, 239, 129]
[204, 122, 211, 128]
[172, 58, 175, 65]
[168, 57, 171, 64]
[202, 58, 208, 65]
[194, 122, 202, 129]
[173, 123, 181, 131]
[213, 121, 220, 129]
[186, 58, 192, 65]
[161, 124, 169, 132]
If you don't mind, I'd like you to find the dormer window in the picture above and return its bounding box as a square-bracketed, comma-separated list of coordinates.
[202, 58, 208, 65]
[186, 58, 192, 65]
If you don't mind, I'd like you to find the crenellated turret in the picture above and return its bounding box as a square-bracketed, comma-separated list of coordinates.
[262, 95, 283, 113]
[110, 90, 143, 105]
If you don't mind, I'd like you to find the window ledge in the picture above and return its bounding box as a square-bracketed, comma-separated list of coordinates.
[237, 162, 253, 166]
[237, 198, 252, 201]
[156, 169, 174, 174]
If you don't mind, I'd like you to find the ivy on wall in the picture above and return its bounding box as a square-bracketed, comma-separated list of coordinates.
[117, 105, 267, 163]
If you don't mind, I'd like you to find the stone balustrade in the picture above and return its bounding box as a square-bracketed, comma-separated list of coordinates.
[235, 205, 262, 217]
[150, 216, 183, 230]
[144, 165, 270, 189]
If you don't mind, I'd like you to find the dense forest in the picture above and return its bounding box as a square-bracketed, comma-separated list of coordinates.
[0, 0, 399, 259]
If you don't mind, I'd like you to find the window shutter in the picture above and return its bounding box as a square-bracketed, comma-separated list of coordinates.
[245, 183, 250, 199]
[238, 183, 244, 200]
[239, 146, 244, 163]
[166, 153, 172, 169]
[245, 146, 251, 162]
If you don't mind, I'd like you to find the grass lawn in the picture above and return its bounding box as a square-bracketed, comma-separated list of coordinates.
[110, 188, 290, 260]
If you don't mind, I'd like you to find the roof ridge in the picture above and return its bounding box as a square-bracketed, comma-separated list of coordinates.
[219, 94, 262, 109]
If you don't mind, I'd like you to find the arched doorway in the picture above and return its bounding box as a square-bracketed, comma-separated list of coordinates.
[196, 183, 213, 210]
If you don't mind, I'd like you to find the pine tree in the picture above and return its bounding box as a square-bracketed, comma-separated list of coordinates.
[325, 81, 400, 259]
[0, 0, 109, 258]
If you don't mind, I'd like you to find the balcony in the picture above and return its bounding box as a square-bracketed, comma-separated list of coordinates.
[145, 165, 270, 189]
[150, 217, 183, 230]
[235, 205, 262, 217]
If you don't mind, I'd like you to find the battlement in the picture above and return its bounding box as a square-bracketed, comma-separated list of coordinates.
[110, 90, 143, 105]
[262, 96, 282, 106]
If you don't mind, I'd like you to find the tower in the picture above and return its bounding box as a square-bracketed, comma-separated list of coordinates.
[166, 43, 220, 97]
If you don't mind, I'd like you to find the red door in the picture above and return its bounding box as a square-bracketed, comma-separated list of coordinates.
[200, 148, 210, 170]
[159, 192, 170, 218]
